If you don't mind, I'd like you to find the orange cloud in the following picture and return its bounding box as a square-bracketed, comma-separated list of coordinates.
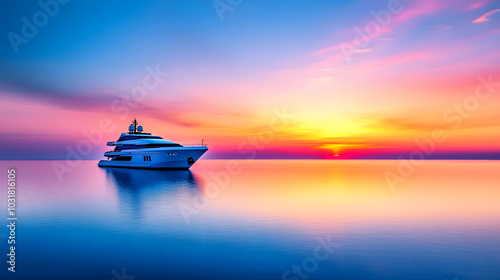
[473, 9, 500, 23]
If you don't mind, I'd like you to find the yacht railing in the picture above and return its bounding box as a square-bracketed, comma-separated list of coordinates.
[183, 143, 207, 147]
[104, 143, 207, 152]
[183, 139, 207, 147]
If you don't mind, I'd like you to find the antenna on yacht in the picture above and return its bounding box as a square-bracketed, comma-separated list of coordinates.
[132, 118, 138, 134]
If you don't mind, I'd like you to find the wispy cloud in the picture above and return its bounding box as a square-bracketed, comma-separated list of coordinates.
[0, 86, 246, 130]
[465, 0, 490, 11]
[473, 8, 500, 23]
[433, 25, 452, 32]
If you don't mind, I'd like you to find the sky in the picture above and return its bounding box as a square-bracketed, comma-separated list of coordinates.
[1, 0, 499, 159]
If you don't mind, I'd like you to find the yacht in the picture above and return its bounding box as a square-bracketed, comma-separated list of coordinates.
[98, 119, 208, 169]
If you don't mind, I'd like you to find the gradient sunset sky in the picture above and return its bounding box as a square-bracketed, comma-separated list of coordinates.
[1, 0, 499, 159]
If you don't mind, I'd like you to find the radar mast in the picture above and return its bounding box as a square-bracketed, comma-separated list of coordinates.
[132, 118, 138, 134]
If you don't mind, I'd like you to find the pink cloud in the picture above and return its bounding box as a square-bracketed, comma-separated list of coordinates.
[391, 1, 443, 26]
[465, 0, 490, 11]
[473, 8, 500, 23]
[349, 50, 434, 74]
[278, 1, 499, 86]
[312, 1, 457, 58]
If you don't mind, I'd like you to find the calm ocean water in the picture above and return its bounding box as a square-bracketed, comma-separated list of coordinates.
[1, 160, 499, 280]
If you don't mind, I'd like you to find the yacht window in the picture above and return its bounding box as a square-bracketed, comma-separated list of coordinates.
[116, 143, 182, 151]
[112, 156, 132, 161]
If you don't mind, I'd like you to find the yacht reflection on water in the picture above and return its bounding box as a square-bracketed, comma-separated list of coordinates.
[103, 168, 202, 218]
[104, 167, 202, 189]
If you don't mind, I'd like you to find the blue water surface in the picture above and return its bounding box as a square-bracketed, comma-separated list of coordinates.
[0, 160, 499, 280]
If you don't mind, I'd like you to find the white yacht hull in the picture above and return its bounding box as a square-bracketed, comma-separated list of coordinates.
[98, 147, 208, 169]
